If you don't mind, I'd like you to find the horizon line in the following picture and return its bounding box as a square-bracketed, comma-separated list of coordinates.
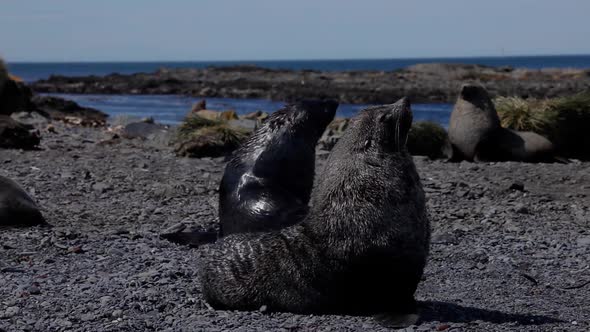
[6, 53, 590, 64]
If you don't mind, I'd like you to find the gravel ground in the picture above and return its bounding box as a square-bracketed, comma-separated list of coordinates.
[1, 123, 589, 331]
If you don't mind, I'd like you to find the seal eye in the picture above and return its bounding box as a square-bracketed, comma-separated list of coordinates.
[364, 139, 372, 149]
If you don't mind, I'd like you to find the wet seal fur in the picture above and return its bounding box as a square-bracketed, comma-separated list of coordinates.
[0, 175, 47, 227]
[162, 100, 338, 246]
[199, 98, 430, 327]
[448, 83, 556, 162]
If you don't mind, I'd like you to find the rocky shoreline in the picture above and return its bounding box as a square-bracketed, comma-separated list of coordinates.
[30, 63, 590, 104]
[1, 122, 589, 331]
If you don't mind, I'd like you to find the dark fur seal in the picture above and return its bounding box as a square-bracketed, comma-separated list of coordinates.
[200, 98, 430, 326]
[449, 83, 555, 162]
[162, 100, 338, 246]
[0, 175, 47, 227]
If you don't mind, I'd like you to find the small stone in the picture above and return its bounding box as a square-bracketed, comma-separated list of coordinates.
[68, 245, 84, 254]
[46, 124, 57, 133]
[3, 306, 20, 318]
[80, 313, 96, 322]
[515, 203, 529, 214]
[259, 305, 268, 313]
[100, 296, 113, 307]
[92, 182, 112, 193]
[112, 309, 123, 318]
[26, 283, 41, 295]
[576, 236, 590, 247]
[436, 323, 451, 331]
[509, 182, 525, 191]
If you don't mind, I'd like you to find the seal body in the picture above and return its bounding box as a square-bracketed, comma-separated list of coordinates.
[0, 175, 46, 227]
[200, 98, 430, 318]
[218, 100, 338, 236]
[449, 83, 555, 162]
[476, 128, 556, 162]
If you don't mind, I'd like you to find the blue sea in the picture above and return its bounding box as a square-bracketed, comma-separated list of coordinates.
[9, 55, 590, 126]
[45, 93, 453, 126]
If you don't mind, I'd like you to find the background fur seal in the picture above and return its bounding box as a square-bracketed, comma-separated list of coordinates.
[200, 98, 430, 325]
[449, 83, 555, 162]
[0, 175, 47, 227]
[448, 84, 501, 161]
[162, 100, 337, 246]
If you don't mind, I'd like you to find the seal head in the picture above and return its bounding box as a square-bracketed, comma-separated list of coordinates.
[218, 99, 338, 236]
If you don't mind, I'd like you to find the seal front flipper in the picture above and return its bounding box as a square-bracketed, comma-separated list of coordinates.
[160, 230, 218, 248]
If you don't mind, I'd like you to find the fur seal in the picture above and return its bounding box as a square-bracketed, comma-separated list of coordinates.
[162, 100, 338, 246]
[448, 84, 501, 161]
[199, 98, 430, 325]
[448, 83, 555, 162]
[0, 175, 47, 227]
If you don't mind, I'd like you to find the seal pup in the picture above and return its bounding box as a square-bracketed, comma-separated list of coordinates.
[0, 175, 47, 227]
[448, 83, 555, 162]
[200, 98, 430, 326]
[161, 100, 338, 246]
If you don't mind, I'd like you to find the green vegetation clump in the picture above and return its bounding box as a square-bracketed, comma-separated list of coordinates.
[495, 91, 590, 160]
[406, 121, 450, 159]
[495, 97, 554, 133]
[174, 114, 250, 158]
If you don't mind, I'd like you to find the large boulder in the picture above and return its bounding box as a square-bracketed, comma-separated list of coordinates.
[31, 95, 108, 127]
[0, 115, 40, 150]
[0, 175, 47, 227]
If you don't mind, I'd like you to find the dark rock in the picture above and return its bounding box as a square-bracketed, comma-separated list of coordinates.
[0, 115, 41, 150]
[190, 99, 207, 113]
[0, 79, 33, 115]
[28, 64, 590, 104]
[11, 111, 49, 126]
[31, 95, 108, 127]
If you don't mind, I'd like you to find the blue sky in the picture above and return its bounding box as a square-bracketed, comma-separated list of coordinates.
[1, 0, 589, 62]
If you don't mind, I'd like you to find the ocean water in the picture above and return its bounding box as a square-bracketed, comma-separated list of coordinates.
[46, 93, 453, 126]
[7, 55, 590, 82]
[12, 55, 590, 127]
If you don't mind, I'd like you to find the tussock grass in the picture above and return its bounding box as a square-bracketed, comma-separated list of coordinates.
[494, 91, 590, 159]
[407, 121, 449, 159]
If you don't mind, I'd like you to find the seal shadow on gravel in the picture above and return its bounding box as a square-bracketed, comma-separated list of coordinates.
[418, 301, 563, 325]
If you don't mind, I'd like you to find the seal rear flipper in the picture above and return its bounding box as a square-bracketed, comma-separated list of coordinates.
[373, 293, 419, 329]
[160, 231, 218, 248]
